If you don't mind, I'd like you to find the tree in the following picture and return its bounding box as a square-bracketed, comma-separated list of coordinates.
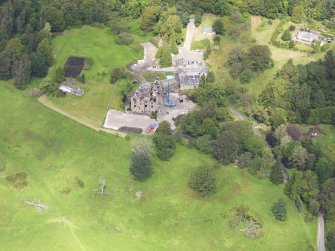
[245, 136, 264, 156]
[285, 170, 319, 203]
[295, 195, 303, 212]
[271, 198, 287, 221]
[13, 55, 31, 89]
[140, 6, 158, 31]
[156, 45, 172, 67]
[110, 68, 123, 84]
[212, 131, 239, 164]
[289, 145, 308, 170]
[237, 152, 253, 169]
[153, 133, 176, 161]
[42, 6, 65, 32]
[37, 38, 53, 65]
[255, 148, 274, 179]
[320, 178, 335, 217]
[115, 32, 134, 45]
[281, 30, 292, 41]
[52, 67, 65, 83]
[156, 121, 172, 135]
[129, 140, 152, 181]
[31, 52, 49, 77]
[270, 160, 284, 185]
[212, 19, 224, 35]
[291, 5, 305, 23]
[189, 166, 216, 196]
[248, 45, 273, 72]
[213, 35, 221, 46]
[269, 107, 287, 128]
[195, 135, 214, 154]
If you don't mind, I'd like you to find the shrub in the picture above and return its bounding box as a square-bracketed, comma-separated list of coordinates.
[239, 69, 254, 83]
[153, 133, 176, 161]
[271, 198, 287, 221]
[289, 25, 296, 31]
[237, 152, 253, 168]
[129, 141, 152, 181]
[212, 19, 225, 35]
[269, 161, 284, 184]
[195, 135, 213, 154]
[111, 22, 129, 35]
[115, 32, 134, 45]
[189, 166, 216, 196]
[268, 19, 273, 25]
[295, 195, 303, 212]
[281, 30, 292, 41]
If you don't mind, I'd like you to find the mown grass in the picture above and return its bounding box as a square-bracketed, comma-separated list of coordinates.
[0, 81, 316, 251]
[43, 21, 152, 127]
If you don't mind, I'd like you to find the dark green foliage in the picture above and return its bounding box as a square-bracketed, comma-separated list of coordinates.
[245, 136, 264, 156]
[153, 133, 176, 161]
[212, 19, 225, 35]
[271, 198, 287, 221]
[213, 35, 221, 45]
[258, 52, 335, 125]
[237, 152, 253, 169]
[115, 32, 134, 45]
[212, 131, 239, 164]
[156, 45, 172, 67]
[295, 195, 303, 213]
[227, 45, 272, 82]
[320, 178, 335, 218]
[308, 198, 320, 216]
[110, 68, 124, 84]
[140, 6, 159, 31]
[130, 142, 152, 182]
[189, 166, 216, 196]
[281, 30, 292, 41]
[269, 161, 284, 185]
[248, 45, 273, 72]
[195, 135, 214, 154]
[204, 44, 211, 60]
[111, 22, 130, 35]
[52, 67, 65, 83]
[156, 121, 172, 135]
[284, 170, 319, 203]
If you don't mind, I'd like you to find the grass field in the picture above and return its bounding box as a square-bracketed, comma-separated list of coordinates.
[43, 21, 151, 127]
[0, 81, 317, 250]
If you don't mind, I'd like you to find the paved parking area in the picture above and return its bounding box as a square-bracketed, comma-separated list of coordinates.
[103, 110, 156, 133]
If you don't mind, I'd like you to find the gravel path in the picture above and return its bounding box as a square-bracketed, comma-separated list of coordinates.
[318, 214, 326, 251]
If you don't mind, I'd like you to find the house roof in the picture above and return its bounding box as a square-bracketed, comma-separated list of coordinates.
[297, 31, 319, 41]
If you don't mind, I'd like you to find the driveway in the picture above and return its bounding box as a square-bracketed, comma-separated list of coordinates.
[183, 19, 196, 51]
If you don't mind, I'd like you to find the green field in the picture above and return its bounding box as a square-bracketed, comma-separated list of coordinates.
[0, 81, 317, 250]
[43, 21, 151, 127]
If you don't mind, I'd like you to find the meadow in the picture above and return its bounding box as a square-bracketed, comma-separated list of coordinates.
[0, 81, 317, 250]
[42, 20, 151, 128]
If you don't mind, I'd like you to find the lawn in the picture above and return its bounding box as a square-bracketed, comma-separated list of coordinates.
[0, 81, 317, 251]
[43, 21, 152, 127]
